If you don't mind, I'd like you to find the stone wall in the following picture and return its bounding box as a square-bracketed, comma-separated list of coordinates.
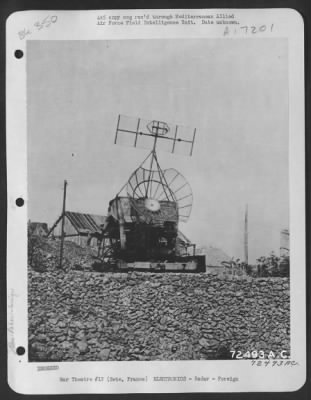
[28, 270, 290, 362]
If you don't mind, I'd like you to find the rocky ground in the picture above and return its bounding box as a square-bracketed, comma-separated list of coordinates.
[28, 266, 290, 362]
[28, 237, 98, 272]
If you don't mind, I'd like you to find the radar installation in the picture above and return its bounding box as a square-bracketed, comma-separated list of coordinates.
[92, 114, 205, 272]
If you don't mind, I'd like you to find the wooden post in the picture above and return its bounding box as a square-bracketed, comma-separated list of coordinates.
[59, 180, 68, 269]
[46, 214, 62, 238]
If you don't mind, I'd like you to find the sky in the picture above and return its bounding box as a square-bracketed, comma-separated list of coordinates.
[27, 38, 288, 262]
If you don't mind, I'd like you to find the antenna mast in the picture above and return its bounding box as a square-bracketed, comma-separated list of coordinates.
[59, 180, 68, 269]
[244, 204, 248, 265]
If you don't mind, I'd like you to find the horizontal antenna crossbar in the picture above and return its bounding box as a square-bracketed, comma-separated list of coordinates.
[114, 115, 197, 156]
[117, 128, 193, 144]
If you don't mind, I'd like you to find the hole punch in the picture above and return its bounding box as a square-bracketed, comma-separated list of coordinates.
[16, 346, 25, 356]
[16, 197, 24, 207]
[14, 49, 24, 59]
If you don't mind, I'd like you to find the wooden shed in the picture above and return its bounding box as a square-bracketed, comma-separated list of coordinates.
[51, 211, 106, 248]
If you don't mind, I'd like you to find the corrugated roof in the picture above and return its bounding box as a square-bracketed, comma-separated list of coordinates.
[65, 211, 106, 234]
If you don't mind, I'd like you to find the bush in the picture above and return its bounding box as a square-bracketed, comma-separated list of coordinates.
[221, 252, 290, 278]
[256, 253, 290, 277]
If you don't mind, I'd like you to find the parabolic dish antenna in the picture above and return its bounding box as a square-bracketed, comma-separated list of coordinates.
[126, 166, 193, 223]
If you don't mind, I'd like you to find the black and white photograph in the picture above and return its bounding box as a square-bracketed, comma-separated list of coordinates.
[26, 37, 291, 363]
[6, 9, 305, 394]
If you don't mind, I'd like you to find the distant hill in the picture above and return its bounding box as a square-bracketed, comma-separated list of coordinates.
[196, 246, 231, 267]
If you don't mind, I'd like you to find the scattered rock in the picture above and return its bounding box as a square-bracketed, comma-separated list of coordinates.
[98, 348, 110, 360]
[28, 257, 290, 362]
[77, 341, 88, 354]
[36, 334, 48, 342]
[199, 338, 209, 348]
[75, 331, 86, 340]
[87, 338, 99, 345]
[60, 341, 72, 350]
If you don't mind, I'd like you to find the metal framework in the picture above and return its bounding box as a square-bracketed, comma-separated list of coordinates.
[114, 114, 196, 156]
[114, 114, 195, 223]
[114, 115, 196, 209]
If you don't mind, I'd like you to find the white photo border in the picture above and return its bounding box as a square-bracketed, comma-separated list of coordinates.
[6, 8, 305, 394]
